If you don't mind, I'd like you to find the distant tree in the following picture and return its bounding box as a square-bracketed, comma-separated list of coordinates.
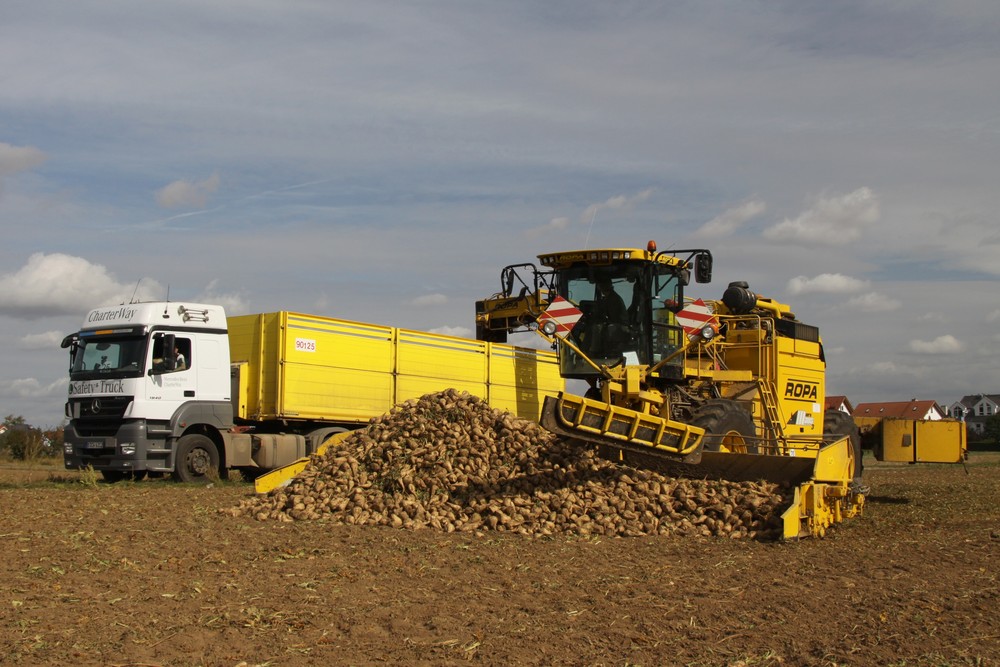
[983, 414, 1000, 446]
[0, 415, 50, 460]
[43, 426, 64, 452]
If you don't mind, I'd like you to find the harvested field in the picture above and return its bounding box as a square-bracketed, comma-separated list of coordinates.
[0, 416, 997, 665]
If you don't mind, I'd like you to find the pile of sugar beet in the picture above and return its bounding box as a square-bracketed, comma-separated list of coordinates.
[227, 390, 791, 539]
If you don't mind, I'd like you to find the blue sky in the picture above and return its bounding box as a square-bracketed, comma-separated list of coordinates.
[2, 1, 998, 427]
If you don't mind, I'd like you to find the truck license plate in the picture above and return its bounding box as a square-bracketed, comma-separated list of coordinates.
[83, 441, 104, 449]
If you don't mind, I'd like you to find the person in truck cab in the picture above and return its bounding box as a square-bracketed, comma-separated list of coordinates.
[152, 340, 188, 372]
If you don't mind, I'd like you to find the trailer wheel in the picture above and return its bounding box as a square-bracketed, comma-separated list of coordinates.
[173, 434, 220, 483]
[824, 410, 863, 485]
[691, 400, 757, 454]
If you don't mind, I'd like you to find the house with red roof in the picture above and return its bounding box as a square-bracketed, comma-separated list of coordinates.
[853, 399, 946, 422]
[825, 395, 854, 415]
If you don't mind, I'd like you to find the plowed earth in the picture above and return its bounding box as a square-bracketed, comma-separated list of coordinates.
[1, 453, 997, 667]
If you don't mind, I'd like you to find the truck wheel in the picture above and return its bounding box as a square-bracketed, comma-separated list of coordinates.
[173, 434, 220, 483]
[824, 410, 863, 485]
[691, 400, 758, 454]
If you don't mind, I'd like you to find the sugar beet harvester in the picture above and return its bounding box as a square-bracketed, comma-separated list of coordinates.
[475, 241, 965, 539]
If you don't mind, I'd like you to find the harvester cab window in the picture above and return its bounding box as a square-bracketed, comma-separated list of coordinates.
[650, 268, 684, 366]
[564, 269, 635, 366]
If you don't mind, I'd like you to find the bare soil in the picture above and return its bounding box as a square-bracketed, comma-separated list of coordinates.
[1, 453, 997, 667]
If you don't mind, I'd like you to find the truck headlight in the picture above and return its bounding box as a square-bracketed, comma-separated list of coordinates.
[64, 443, 73, 454]
[120, 443, 136, 456]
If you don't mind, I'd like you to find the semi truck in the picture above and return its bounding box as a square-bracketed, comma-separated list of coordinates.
[61, 302, 564, 482]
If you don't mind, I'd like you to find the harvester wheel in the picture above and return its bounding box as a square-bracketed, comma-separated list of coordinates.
[691, 400, 757, 454]
[824, 410, 864, 486]
[173, 434, 220, 484]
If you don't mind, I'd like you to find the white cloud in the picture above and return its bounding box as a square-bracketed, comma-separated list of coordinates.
[581, 188, 655, 222]
[845, 292, 901, 312]
[909, 335, 963, 354]
[529, 189, 653, 237]
[428, 325, 473, 338]
[156, 172, 221, 209]
[194, 280, 248, 316]
[413, 293, 448, 307]
[0, 253, 158, 319]
[844, 360, 920, 381]
[763, 187, 879, 245]
[0, 142, 46, 179]
[19, 331, 64, 350]
[0, 376, 68, 400]
[525, 217, 571, 238]
[696, 198, 765, 237]
[787, 273, 869, 295]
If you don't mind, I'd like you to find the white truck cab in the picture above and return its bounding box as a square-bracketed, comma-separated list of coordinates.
[62, 302, 233, 481]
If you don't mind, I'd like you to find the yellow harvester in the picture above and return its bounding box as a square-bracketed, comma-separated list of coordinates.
[475, 241, 965, 538]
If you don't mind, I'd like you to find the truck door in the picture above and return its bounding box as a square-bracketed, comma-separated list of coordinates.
[148, 334, 196, 405]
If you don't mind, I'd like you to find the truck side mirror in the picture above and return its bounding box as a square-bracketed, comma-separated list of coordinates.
[695, 252, 713, 283]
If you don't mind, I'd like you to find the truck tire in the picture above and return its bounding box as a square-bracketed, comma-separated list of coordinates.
[691, 399, 757, 454]
[824, 410, 863, 485]
[173, 434, 220, 483]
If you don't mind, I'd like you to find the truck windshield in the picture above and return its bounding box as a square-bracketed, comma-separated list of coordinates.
[70, 336, 147, 379]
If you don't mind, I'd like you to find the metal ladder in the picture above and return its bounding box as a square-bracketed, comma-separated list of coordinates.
[757, 379, 785, 452]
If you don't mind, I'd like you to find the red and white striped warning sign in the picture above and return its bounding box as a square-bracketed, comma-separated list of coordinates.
[675, 299, 718, 337]
[537, 296, 583, 337]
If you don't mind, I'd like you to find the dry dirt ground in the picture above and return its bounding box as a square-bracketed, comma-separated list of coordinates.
[1, 452, 997, 667]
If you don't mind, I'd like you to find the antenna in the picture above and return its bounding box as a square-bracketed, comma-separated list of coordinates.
[163, 285, 171, 318]
[130, 279, 142, 304]
[584, 207, 598, 249]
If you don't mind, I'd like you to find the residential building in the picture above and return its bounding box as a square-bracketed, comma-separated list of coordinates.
[948, 394, 1000, 437]
[853, 399, 946, 422]
[825, 395, 854, 415]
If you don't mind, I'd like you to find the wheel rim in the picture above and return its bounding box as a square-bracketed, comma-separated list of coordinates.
[186, 448, 212, 476]
[718, 430, 749, 454]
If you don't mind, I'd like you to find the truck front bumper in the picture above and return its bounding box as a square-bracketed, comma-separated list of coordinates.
[63, 420, 170, 473]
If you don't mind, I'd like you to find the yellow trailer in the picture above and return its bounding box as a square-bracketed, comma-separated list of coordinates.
[229, 311, 561, 426]
[233, 311, 566, 492]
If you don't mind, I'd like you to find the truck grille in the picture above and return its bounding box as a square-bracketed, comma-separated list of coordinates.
[73, 396, 133, 437]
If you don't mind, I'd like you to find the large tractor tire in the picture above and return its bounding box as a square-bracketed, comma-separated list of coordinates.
[173, 434, 220, 484]
[824, 410, 864, 486]
[691, 399, 758, 454]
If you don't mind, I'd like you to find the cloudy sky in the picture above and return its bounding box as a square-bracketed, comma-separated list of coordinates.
[2, 1, 998, 428]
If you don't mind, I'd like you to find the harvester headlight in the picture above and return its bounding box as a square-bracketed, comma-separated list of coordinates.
[540, 320, 558, 336]
[700, 325, 716, 342]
